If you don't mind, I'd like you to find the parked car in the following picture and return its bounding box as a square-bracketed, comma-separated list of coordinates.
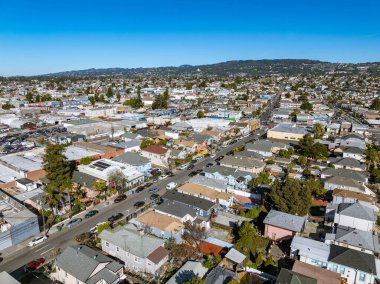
[85, 210, 99, 218]
[205, 162, 214, 167]
[114, 194, 127, 203]
[179, 164, 188, 170]
[210, 154, 216, 158]
[26, 258, 45, 270]
[108, 213, 124, 223]
[167, 171, 174, 177]
[150, 193, 160, 200]
[134, 201, 145, 208]
[187, 164, 195, 170]
[28, 235, 48, 247]
[188, 171, 198, 177]
[149, 187, 159, 193]
[67, 218, 82, 228]
[144, 182, 153, 188]
[166, 182, 177, 190]
[159, 175, 168, 180]
[135, 186, 145, 193]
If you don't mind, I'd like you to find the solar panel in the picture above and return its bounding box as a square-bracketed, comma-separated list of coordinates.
[93, 161, 111, 170]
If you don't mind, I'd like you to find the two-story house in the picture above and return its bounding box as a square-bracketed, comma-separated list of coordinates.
[99, 224, 169, 276]
[140, 145, 170, 168]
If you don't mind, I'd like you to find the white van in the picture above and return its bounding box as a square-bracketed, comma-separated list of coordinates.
[166, 182, 177, 190]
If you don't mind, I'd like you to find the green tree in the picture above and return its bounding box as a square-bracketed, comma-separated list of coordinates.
[163, 87, 169, 101]
[250, 172, 271, 187]
[93, 180, 108, 200]
[97, 222, 111, 235]
[365, 145, 379, 170]
[184, 277, 204, 284]
[106, 87, 113, 98]
[267, 178, 311, 216]
[304, 178, 326, 199]
[26, 92, 34, 102]
[79, 157, 94, 165]
[197, 110, 205, 118]
[300, 101, 313, 111]
[235, 221, 269, 260]
[42, 143, 72, 214]
[1, 102, 15, 110]
[88, 96, 96, 107]
[278, 148, 294, 158]
[297, 155, 308, 166]
[370, 98, 380, 110]
[152, 95, 168, 109]
[313, 123, 325, 139]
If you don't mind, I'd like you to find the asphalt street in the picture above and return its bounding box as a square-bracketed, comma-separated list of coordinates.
[0, 128, 266, 273]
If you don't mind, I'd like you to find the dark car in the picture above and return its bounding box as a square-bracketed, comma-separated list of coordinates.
[108, 213, 124, 223]
[150, 193, 160, 200]
[135, 186, 145, 193]
[195, 169, 203, 174]
[144, 182, 153, 188]
[26, 258, 45, 270]
[215, 155, 224, 161]
[187, 164, 195, 170]
[66, 218, 82, 228]
[85, 210, 99, 218]
[114, 194, 127, 203]
[188, 171, 197, 177]
[149, 187, 159, 194]
[134, 201, 146, 208]
[167, 171, 174, 177]
[206, 162, 214, 167]
[226, 151, 234, 156]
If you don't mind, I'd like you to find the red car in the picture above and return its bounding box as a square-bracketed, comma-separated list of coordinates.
[26, 257, 45, 270]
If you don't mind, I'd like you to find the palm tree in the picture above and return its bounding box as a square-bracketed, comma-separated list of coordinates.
[42, 187, 62, 216]
[365, 146, 379, 170]
[93, 180, 107, 200]
[313, 123, 325, 139]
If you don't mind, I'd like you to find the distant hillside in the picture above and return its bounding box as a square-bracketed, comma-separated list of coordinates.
[39, 59, 380, 77]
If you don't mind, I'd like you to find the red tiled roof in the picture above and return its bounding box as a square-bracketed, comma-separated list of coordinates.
[199, 241, 225, 256]
[143, 145, 168, 155]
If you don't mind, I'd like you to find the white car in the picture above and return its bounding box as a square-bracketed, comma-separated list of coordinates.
[210, 154, 216, 158]
[28, 235, 48, 247]
[159, 175, 168, 180]
[166, 182, 178, 190]
[178, 164, 188, 170]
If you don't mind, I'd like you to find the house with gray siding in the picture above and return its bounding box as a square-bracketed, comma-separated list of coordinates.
[99, 224, 169, 276]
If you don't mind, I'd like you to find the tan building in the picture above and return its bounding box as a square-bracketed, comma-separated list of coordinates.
[267, 123, 309, 141]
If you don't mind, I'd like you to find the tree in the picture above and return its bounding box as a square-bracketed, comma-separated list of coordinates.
[250, 172, 271, 187]
[300, 101, 313, 111]
[163, 87, 169, 101]
[88, 96, 96, 107]
[312, 143, 329, 160]
[1, 102, 15, 110]
[297, 155, 308, 166]
[299, 135, 329, 160]
[79, 157, 93, 165]
[42, 144, 72, 214]
[106, 87, 113, 98]
[197, 110, 205, 118]
[370, 98, 380, 110]
[278, 148, 294, 158]
[182, 221, 207, 253]
[267, 178, 311, 216]
[203, 254, 222, 269]
[97, 222, 111, 235]
[26, 92, 34, 102]
[93, 180, 108, 200]
[152, 95, 168, 109]
[304, 178, 326, 199]
[313, 123, 325, 139]
[108, 169, 127, 193]
[365, 145, 379, 170]
[184, 277, 204, 284]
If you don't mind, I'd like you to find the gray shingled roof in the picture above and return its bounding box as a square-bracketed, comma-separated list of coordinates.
[220, 156, 265, 169]
[99, 224, 165, 259]
[325, 175, 365, 190]
[203, 165, 253, 179]
[155, 200, 199, 218]
[166, 261, 208, 284]
[55, 245, 122, 284]
[112, 151, 150, 166]
[337, 203, 376, 221]
[328, 244, 376, 274]
[162, 191, 215, 211]
[321, 168, 368, 183]
[263, 210, 306, 232]
[334, 157, 365, 170]
[276, 268, 317, 284]
[333, 225, 380, 253]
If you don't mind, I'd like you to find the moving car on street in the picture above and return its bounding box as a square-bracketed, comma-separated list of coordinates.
[66, 218, 82, 228]
[85, 210, 99, 218]
[114, 194, 127, 203]
[27, 235, 48, 247]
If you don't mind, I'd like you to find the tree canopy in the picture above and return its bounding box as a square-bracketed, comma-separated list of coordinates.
[370, 98, 380, 110]
[267, 178, 311, 216]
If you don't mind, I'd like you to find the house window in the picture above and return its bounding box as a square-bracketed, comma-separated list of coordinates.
[134, 256, 140, 263]
[340, 267, 345, 274]
[105, 242, 109, 247]
[116, 246, 119, 252]
[65, 272, 68, 277]
[359, 272, 366, 281]
[332, 264, 338, 272]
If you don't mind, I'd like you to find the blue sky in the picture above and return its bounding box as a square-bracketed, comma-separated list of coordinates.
[0, 0, 379, 76]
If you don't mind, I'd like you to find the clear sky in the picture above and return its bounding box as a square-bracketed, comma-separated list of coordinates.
[0, 0, 379, 76]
